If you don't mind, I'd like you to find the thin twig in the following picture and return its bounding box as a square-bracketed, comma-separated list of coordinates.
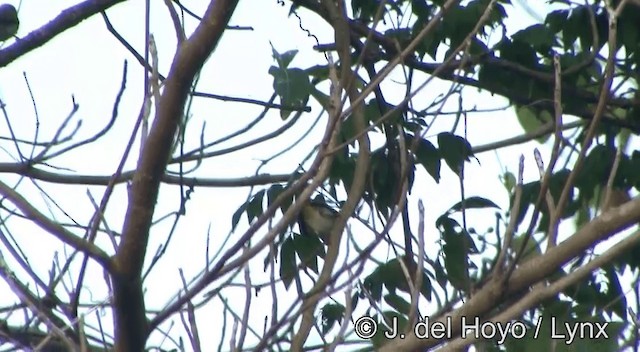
[493, 155, 524, 278]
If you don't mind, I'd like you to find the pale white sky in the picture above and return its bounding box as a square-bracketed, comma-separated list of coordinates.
[1, 1, 630, 351]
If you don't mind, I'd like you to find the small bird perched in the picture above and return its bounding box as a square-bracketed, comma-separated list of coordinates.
[298, 198, 340, 245]
[0, 4, 19, 42]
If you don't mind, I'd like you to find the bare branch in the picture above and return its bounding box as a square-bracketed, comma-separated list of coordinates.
[0, 181, 111, 268]
[0, 0, 126, 67]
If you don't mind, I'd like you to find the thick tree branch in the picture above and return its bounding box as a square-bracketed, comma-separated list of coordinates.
[442, 229, 640, 351]
[0, 0, 126, 67]
[381, 196, 640, 351]
[300, 0, 640, 133]
[290, 0, 372, 348]
[112, 0, 240, 350]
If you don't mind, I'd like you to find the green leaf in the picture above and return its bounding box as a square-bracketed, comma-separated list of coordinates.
[498, 38, 539, 69]
[384, 293, 411, 315]
[279, 237, 297, 289]
[268, 67, 311, 119]
[352, 0, 378, 21]
[620, 11, 640, 53]
[516, 105, 552, 143]
[545, 9, 569, 34]
[568, 275, 599, 308]
[413, 137, 441, 183]
[352, 0, 401, 22]
[510, 233, 541, 262]
[448, 196, 500, 213]
[321, 303, 345, 334]
[305, 64, 330, 82]
[292, 232, 325, 273]
[574, 201, 592, 230]
[438, 216, 469, 290]
[602, 266, 626, 318]
[351, 292, 360, 311]
[385, 28, 412, 47]
[411, 0, 432, 20]
[562, 7, 583, 48]
[433, 260, 448, 289]
[511, 24, 558, 51]
[246, 190, 265, 223]
[575, 145, 615, 202]
[0, 4, 19, 42]
[341, 101, 380, 143]
[419, 271, 433, 301]
[442, 5, 475, 47]
[270, 44, 298, 69]
[266, 184, 293, 215]
[363, 268, 384, 301]
[371, 148, 397, 212]
[512, 180, 535, 227]
[467, 37, 490, 56]
[361, 99, 402, 128]
[379, 259, 410, 293]
[613, 235, 640, 270]
[414, 17, 443, 60]
[309, 86, 330, 110]
[502, 171, 516, 193]
[231, 201, 248, 232]
[437, 132, 474, 176]
[563, 5, 608, 51]
[631, 150, 640, 190]
[329, 149, 355, 190]
[266, 184, 284, 205]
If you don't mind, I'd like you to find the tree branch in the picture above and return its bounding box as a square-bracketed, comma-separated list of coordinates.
[0, 0, 126, 67]
[0, 181, 111, 268]
[381, 196, 640, 351]
[112, 0, 240, 350]
[0, 162, 293, 187]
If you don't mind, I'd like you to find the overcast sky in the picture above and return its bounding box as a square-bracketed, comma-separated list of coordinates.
[2, 1, 625, 350]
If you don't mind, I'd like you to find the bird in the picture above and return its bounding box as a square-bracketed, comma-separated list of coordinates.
[298, 198, 340, 245]
[0, 4, 19, 42]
